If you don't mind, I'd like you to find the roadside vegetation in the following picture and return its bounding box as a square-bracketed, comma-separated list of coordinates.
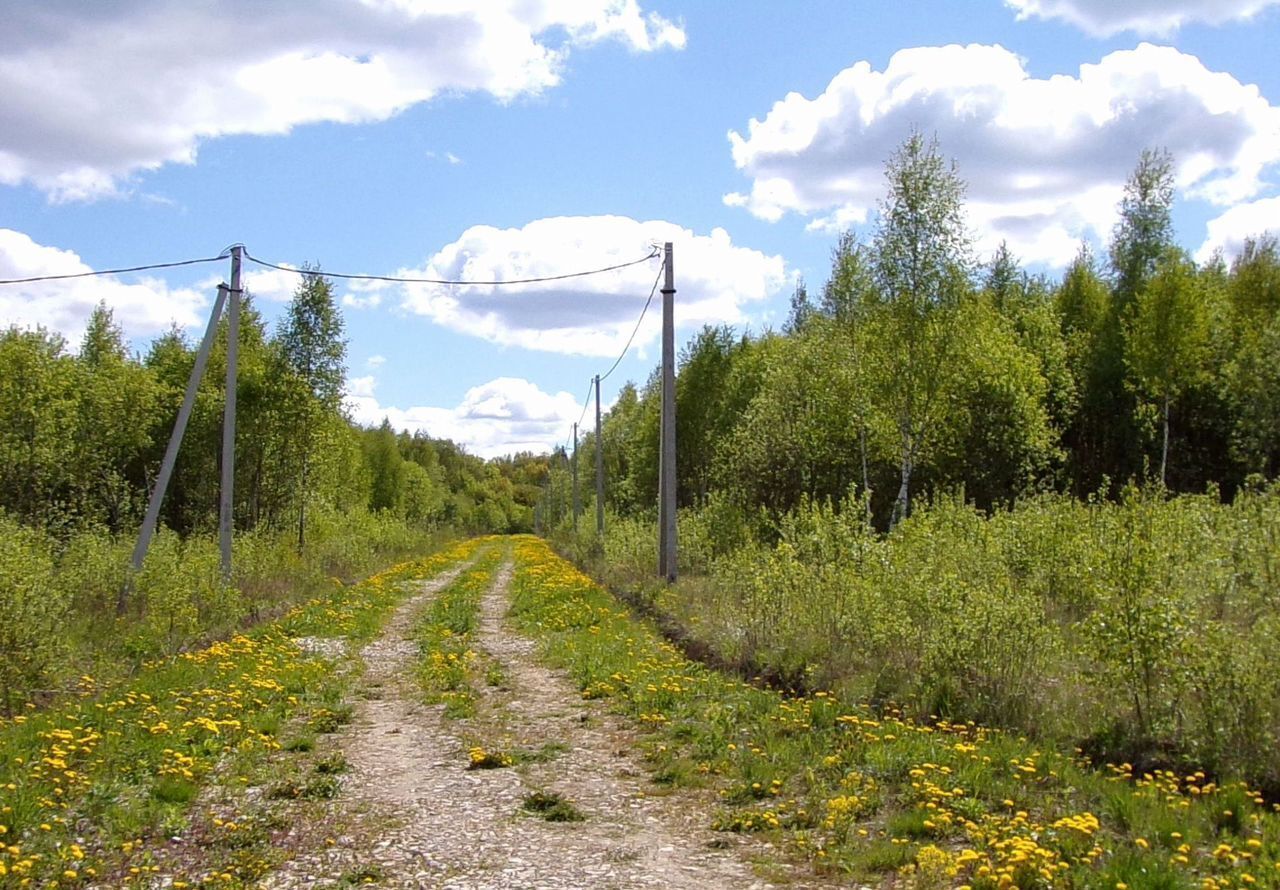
[536, 132, 1280, 807]
[0, 537, 482, 888]
[511, 536, 1280, 889]
[0, 268, 553, 716]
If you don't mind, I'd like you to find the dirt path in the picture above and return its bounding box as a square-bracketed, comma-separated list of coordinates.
[259, 554, 819, 889]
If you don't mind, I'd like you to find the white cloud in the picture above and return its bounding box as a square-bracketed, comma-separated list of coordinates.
[0, 228, 207, 345]
[1198, 195, 1280, 261]
[1004, 0, 1280, 36]
[396, 216, 787, 355]
[344, 375, 581, 458]
[725, 43, 1280, 267]
[366, 354, 387, 369]
[0, 2, 684, 201]
[342, 278, 392, 310]
[240, 266, 302, 303]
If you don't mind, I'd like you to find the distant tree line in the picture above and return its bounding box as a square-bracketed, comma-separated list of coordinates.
[0, 271, 547, 541]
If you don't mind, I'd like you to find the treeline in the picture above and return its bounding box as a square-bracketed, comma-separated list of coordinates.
[0, 274, 539, 539]
[585, 139, 1278, 527]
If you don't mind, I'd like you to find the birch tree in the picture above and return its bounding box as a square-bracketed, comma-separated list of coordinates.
[277, 270, 346, 549]
[868, 131, 973, 526]
[1125, 249, 1209, 486]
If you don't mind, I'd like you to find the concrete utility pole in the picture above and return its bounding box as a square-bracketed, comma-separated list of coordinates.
[572, 422, 580, 533]
[658, 242, 677, 582]
[219, 246, 242, 580]
[594, 374, 604, 537]
[122, 280, 230, 613]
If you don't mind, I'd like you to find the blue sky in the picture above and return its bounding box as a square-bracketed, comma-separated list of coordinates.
[3, 0, 1279, 457]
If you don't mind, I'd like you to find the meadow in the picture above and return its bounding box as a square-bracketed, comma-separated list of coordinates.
[513, 534, 1280, 888]
[0, 537, 483, 887]
[566, 483, 1280, 797]
[0, 507, 450, 717]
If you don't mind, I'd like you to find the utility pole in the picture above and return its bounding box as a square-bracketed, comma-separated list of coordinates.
[219, 246, 242, 580]
[572, 422, 580, 533]
[658, 242, 677, 582]
[121, 281, 230, 613]
[594, 374, 604, 537]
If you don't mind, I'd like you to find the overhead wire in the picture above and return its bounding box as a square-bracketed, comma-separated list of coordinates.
[560, 253, 666, 457]
[598, 257, 664, 384]
[0, 253, 229, 285]
[0, 239, 664, 469]
[242, 247, 660, 286]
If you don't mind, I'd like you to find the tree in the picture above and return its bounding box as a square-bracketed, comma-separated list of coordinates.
[1224, 235, 1280, 477]
[1110, 148, 1176, 309]
[80, 302, 128, 367]
[783, 278, 814, 334]
[867, 131, 973, 526]
[820, 231, 876, 324]
[0, 328, 79, 527]
[675, 325, 743, 505]
[73, 304, 158, 531]
[1125, 249, 1210, 486]
[718, 322, 864, 514]
[985, 242, 1022, 313]
[277, 270, 346, 549]
[365, 419, 405, 513]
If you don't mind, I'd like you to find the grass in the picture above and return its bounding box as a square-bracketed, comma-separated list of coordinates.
[412, 544, 507, 720]
[599, 488, 1280, 803]
[520, 790, 585, 823]
[509, 534, 1280, 889]
[0, 537, 485, 889]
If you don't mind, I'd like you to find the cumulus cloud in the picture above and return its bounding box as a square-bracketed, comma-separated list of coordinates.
[395, 216, 787, 355]
[1004, 0, 1280, 36]
[344, 375, 582, 458]
[0, 228, 208, 345]
[1198, 195, 1280, 261]
[0, 1, 684, 201]
[725, 43, 1280, 267]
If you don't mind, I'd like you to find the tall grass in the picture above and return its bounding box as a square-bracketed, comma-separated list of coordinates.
[0, 506, 450, 714]
[567, 484, 1280, 792]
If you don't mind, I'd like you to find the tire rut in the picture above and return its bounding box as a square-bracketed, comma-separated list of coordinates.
[259, 555, 822, 889]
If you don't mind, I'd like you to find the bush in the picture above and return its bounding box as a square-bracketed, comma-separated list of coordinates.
[582, 484, 1280, 790]
[0, 515, 70, 713]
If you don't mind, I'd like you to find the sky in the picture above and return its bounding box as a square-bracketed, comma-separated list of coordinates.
[2, 0, 1279, 458]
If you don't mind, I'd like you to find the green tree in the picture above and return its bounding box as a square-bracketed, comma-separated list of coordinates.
[718, 322, 865, 514]
[820, 231, 877, 325]
[73, 304, 159, 531]
[365, 419, 405, 513]
[676, 325, 744, 506]
[1110, 148, 1176, 309]
[867, 131, 973, 525]
[277, 270, 347, 549]
[0, 328, 78, 526]
[783, 278, 814, 334]
[1225, 235, 1280, 476]
[1125, 249, 1210, 486]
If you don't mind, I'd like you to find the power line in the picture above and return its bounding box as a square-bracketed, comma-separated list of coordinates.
[598, 257, 664, 383]
[574, 377, 594, 432]
[243, 248, 660, 287]
[559, 256, 666, 453]
[0, 254, 229, 286]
